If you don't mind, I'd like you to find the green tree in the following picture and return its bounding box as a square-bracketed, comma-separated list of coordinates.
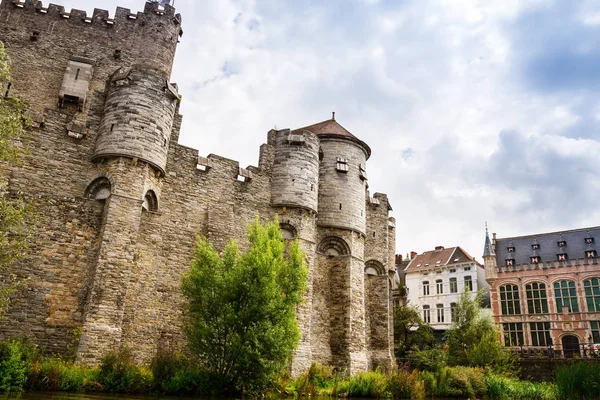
[0, 42, 31, 316]
[181, 218, 308, 395]
[444, 288, 514, 371]
[394, 304, 434, 358]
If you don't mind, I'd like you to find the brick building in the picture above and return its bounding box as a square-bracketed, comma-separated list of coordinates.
[0, 0, 397, 374]
[483, 226, 600, 357]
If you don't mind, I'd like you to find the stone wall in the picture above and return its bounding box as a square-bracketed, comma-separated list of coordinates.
[0, 0, 396, 374]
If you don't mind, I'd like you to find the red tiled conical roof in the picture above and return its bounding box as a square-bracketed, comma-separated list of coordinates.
[292, 118, 371, 159]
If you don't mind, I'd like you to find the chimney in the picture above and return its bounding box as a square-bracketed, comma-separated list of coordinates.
[435, 246, 444, 251]
[492, 233, 497, 240]
[410, 251, 417, 260]
[395, 254, 403, 265]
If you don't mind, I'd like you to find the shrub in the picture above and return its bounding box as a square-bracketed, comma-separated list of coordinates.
[407, 346, 447, 372]
[293, 362, 337, 397]
[97, 347, 150, 393]
[337, 370, 387, 398]
[421, 366, 486, 398]
[555, 362, 600, 400]
[385, 366, 425, 399]
[0, 339, 34, 392]
[150, 351, 187, 393]
[485, 373, 558, 399]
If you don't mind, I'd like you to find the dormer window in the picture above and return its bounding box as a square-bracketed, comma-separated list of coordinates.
[336, 158, 349, 172]
[532, 244, 540, 250]
[558, 241, 566, 247]
[506, 259, 514, 267]
[586, 237, 595, 245]
[507, 247, 515, 253]
[557, 254, 567, 261]
[587, 250, 597, 258]
[530, 256, 540, 264]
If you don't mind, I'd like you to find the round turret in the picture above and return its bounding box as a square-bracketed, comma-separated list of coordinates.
[307, 119, 370, 234]
[92, 65, 179, 175]
[271, 129, 320, 212]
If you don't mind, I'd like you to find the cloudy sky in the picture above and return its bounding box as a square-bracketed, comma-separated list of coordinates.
[56, 0, 600, 260]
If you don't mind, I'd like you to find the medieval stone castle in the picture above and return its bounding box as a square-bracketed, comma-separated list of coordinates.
[0, 0, 396, 374]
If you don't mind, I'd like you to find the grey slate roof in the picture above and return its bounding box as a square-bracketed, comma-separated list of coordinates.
[494, 226, 600, 266]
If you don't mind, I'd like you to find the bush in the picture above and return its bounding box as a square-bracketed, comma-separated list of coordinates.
[97, 347, 151, 393]
[0, 339, 34, 392]
[292, 362, 337, 397]
[407, 346, 447, 372]
[421, 366, 486, 398]
[555, 362, 600, 400]
[485, 373, 557, 399]
[385, 366, 425, 399]
[337, 370, 387, 398]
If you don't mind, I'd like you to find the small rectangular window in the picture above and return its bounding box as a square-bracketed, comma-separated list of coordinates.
[336, 157, 349, 172]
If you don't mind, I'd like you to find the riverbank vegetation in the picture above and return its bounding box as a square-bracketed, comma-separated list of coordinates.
[2, 338, 595, 399]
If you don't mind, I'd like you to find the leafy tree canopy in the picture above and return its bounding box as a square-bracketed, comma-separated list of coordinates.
[394, 304, 434, 358]
[181, 217, 308, 395]
[444, 288, 514, 372]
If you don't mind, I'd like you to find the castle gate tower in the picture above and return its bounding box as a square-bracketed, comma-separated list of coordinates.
[294, 116, 371, 373]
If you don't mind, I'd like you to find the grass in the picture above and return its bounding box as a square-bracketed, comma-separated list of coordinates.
[555, 361, 600, 400]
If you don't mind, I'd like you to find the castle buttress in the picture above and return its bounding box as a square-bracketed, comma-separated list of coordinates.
[0, 0, 396, 374]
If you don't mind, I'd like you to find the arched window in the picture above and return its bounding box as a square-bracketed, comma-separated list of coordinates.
[554, 280, 579, 313]
[584, 278, 600, 312]
[279, 223, 297, 240]
[85, 177, 111, 200]
[525, 282, 548, 314]
[499, 284, 521, 315]
[365, 260, 385, 276]
[142, 190, 158, 212]
[317, 236, 350, 257]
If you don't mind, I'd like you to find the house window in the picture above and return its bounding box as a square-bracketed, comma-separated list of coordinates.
[530, 256, 540, 264]
[530, 322, 552, 346]
[436, 304, 444, 323]
[558, 241, 566, 247]
[584, 278, 600, 312]
[586, 237, 595, 245]
[423, 281, 430, 296]
[464, 267, 471, 271]
[503, 323, 524, 346]
[557, 253, 567, 261]
[532, 243, 540, 250]
[506, 259, 514, 267]
[507, 247, 515, 253]
[500, 284, 521, 315]
[436, 279, 443, 294]
[336, 157, 349, 172]
[525, 282, 549, 314]
[450, 302, 457, 322]
[587, 250, 597, 258]
[423, 305, 431, 323]
[449, 268, 456, 273]
[449, 277, 458, 293]
[592, 321, 600, 344]
[554, 280, 579, 313]
[464, 276, 473, 291]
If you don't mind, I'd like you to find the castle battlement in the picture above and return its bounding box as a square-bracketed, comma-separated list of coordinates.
[2, 0, 181, 29]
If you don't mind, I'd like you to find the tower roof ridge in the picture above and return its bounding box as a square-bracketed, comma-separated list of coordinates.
[292, 118, 372, 159]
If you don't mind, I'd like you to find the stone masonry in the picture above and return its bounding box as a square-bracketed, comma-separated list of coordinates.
[0, 0, 396, 375]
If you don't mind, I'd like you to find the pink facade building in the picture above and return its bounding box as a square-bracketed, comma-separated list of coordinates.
[483, 226, 600, 357]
